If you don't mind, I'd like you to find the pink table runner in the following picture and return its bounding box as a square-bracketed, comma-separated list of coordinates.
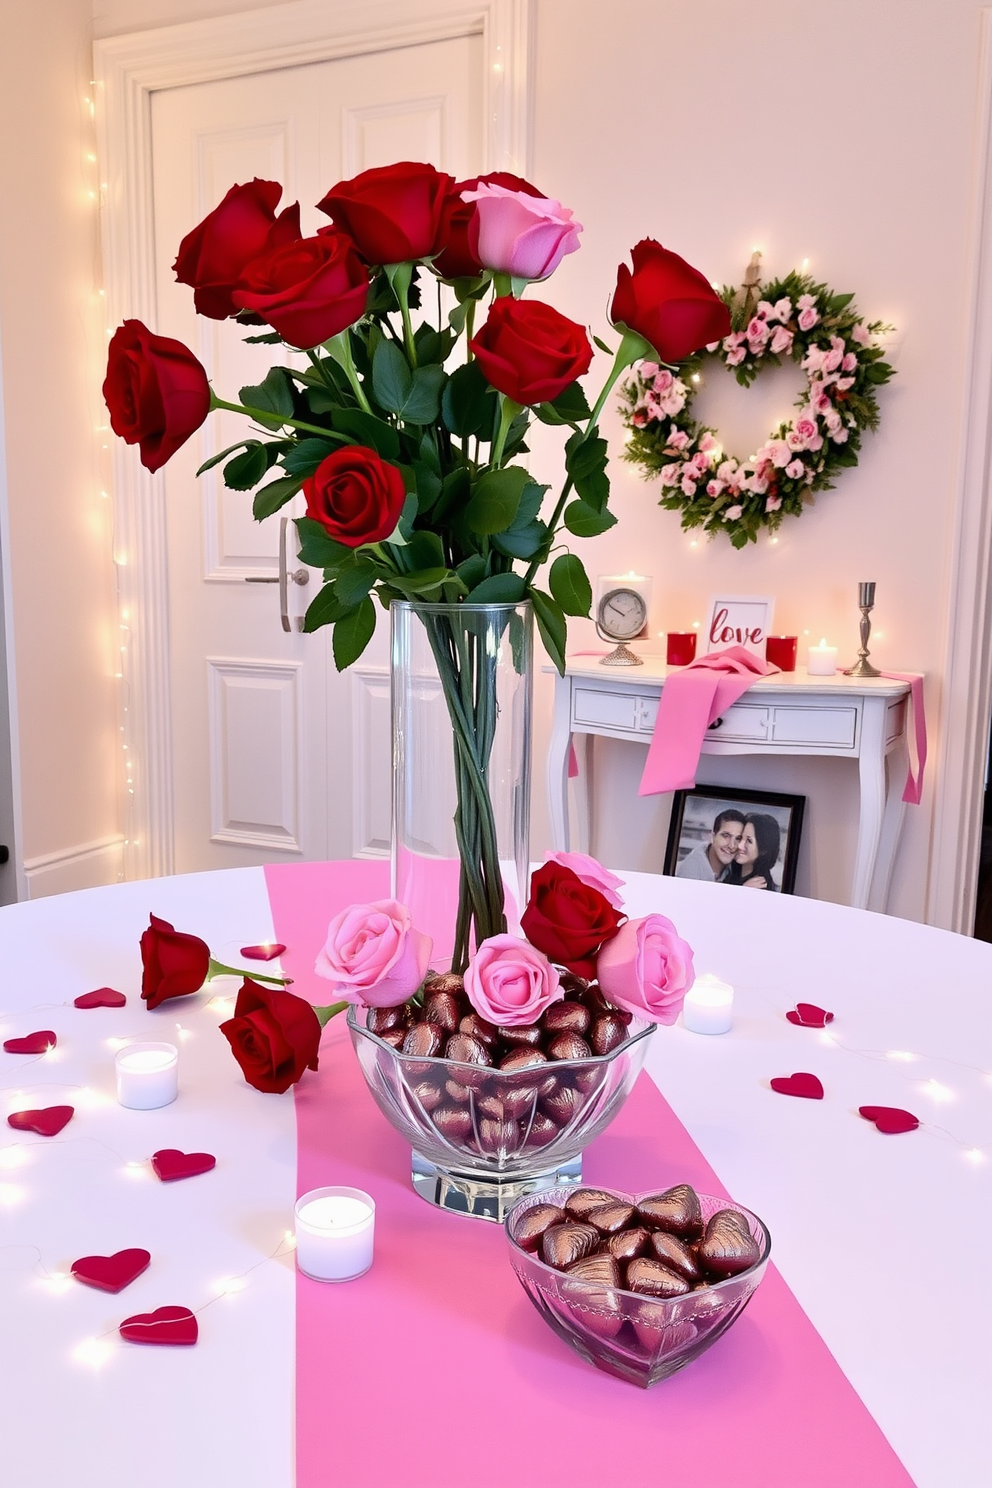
[266, 861, 915, 1488]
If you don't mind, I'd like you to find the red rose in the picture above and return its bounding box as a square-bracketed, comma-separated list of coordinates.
[303, 445, 407, 547]
[103, 320, 210, 473]
[232, 230, 369, 349]
[610, 239, 731, 363]
[433, 171, 544, 280]
[173, 179, 301, 320]
[521, 862, 624, 979]
[316, 160, 454, 264]
[470, 297, 592, 406]
[140, 914, 210, 1009]
[220, 979, 321, 1094]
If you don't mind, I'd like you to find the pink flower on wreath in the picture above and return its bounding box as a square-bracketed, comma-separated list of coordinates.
[725, 344, 746, 367]
[545, 851, 625, 910]
[769, 325, 794, 356]
[755, 300, 774, 321]
[763, 438, 792, 469]
[792, 415, 823, 451]
[842, 352, 857, 372]
[746, 315, 770, 350]
[824, 337, 845, 373]
[640, 361, 659, 378]
[785, 458, 805, 479]
[851, 323, 872, 347]
[698, 431, 719, 455]
[797, 293, 817, 311]
[830, 424, 850, 443]
[811, 389, 832, 415]
[660, 463, 681, 487]
[835, 376, 855, 392]
[666, 427, 690, 451]
[464, 935, 562, 1026]
[631, 409, 648, 427]
[765, 494, 783, 512]
[681, 474, 698, 496]
[717, 458, 738, 481]
[802, 345, 827, 374]
[773, 296, 793, 322]
[797, 306, 819, 332]
[707, 479, 726, 498]
[724, 504, 743, 521]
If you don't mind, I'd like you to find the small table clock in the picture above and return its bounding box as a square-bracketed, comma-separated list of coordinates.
[596, 585, 647, 666]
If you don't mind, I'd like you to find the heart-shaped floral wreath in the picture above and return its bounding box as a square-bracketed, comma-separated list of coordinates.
[618, 265, 894, 547]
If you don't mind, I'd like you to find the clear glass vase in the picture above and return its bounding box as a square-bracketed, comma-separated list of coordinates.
[390, 600, 533, 973]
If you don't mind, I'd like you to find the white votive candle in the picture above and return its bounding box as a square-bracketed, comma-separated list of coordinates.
[806, 638, 838, 676]
[295, 1186, 375, 1282]
[115, 1042, 179, 1109]
[682, 974, 734, 1035]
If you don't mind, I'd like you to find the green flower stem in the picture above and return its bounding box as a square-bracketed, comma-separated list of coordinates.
[490, 395, 522, 468]
[208, 394, 344, 442]
[522, 475, 574, 588]
[585, 329, 655, 431]
[313, 999, 349, 1028]
[492, 272, 512, 299]
[206, 957, 292, 986]
[384, 262, 417, 366]
[322, 332, 373, 415]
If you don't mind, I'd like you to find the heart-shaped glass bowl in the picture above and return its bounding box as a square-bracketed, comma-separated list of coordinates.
[505, 1186, 771, 1387]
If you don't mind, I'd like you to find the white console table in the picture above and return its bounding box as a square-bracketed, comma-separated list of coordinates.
[547, 658, 914, 911]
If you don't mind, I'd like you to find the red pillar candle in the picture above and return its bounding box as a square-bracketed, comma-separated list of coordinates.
[766, 635, 798, 671]
[666, 632, 697, 666]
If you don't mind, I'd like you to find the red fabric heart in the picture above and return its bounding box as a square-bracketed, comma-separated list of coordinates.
[240, 943, 286, 961]
[119, 1305, 198, 1346]
[3, 1030, 56, 1054]
[74, 988, 127, 1009]
[786, 1003, 834, 1028]
[151, 1148, 216, 1181]
[72, 1248, 150, 1293]
[859, 1104, 919, 1134]
[7, 1105, 74, 1136]
[770, 1072, 824, 1099]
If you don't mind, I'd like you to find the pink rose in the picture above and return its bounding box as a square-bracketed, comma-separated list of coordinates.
[725, 345, 746, 367]
[769, 325, 794, 356]
[851, 323, 871, 346]
[698, 431, 718, 454]
[746, 316, 770, 349]
[545, 852, 625, 910]
[314, 899, 432, 1007]
[660, 463, 682, 487]
[596, 914, 694, 1025]
[464, 935, 562, 1026]
[830, 425, 849, 443]
[681, 475, 697, 496]
[772, 296, 792, 321]
[764, 439, 792, 468]
[755, 301, 773, 320]
[785, 458, 805, 479]
[797, 307, 819, 331]
[652, 369, 674, 393]
[640, 361, 659, 378]
[765, 494, 783, 512]
[797, 293, 817, 311]
[460, 182, 582, 281]
[667, 427, 690, 451]
[724, 504, 743, 520]
[706, 479, 725, 497]
[842, 352, 857, 372]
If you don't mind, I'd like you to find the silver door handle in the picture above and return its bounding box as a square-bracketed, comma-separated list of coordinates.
[244, 516, 309, 631]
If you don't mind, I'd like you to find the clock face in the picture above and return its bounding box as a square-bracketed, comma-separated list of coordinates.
[597, 587, 648, 641]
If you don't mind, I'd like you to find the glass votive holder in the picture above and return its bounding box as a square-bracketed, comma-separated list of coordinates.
[295, 1186, 375, 1282]
[666, 632, 697, 667]
[765, 635, 798, 671]
[115, 1042, 179, 1109]
[682, 974, 734, 1035]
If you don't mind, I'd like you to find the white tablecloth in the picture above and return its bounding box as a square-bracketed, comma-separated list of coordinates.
[1, 868, 989, 1487]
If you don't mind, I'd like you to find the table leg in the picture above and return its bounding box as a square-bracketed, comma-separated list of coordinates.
[547, 675, 573, 851]
[868, 731, 909, 913]
[852, 696, 887, 909]
[573, 734, 592, 855]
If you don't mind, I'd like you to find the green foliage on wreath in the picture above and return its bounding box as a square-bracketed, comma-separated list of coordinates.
[619, 269, 894, 549]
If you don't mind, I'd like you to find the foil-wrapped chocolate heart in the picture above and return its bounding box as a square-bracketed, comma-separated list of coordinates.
[525, 1112, 559, 1147]
[424, 991, 463, 1033]
[637, 1184, 703, 1240]
[444, 1033, 492, 1068]
[589, 1013, 627, 1057]
[513, 1204, 568, 1252]
[564, 1187, 619, 1221]
[476, 1116, 519, 1155]
[541, 1221, 601, 1270]
[546, 1031, 592, 1062]
[626, 1257, 692, 1298]
[444, 1078, 470, 1103]
[566, 1253, 621, 1288]
[459, 1012, 497, 1046]
[402, 1022, 443, 1058]
[367, 1003, 409, 1035]
[425, 972, 464, 995]
[558, 971, 590, 996]
[430, 1104, 472, 1141]
[542, 1001, 592, 1035]
[539, 1081, 583, 1126]
[697, 1210, 760, 1278]
[586, 1200, 636, 1234]
[602, 1225, 651, 1262]
[412, 1078, 443, 1113]
[498, 1023, 543, 1048]
[498, 1047, 548, 1074]
[649, 1231, 701, 1283]
[379, 1028, 407, 1049]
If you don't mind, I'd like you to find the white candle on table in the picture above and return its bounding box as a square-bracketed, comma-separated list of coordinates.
[682, 974, 734, 1035]
[806, 638, 838, 676]
[295, 1186, 375, 1282]
[115, 1042, 179, 1109]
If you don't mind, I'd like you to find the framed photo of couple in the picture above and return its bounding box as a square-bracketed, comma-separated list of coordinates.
[663, 785, 805, 894]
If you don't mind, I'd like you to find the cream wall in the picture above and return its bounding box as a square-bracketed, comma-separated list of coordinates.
[0, 0, 121, 896]
[523, 0, 990, 923]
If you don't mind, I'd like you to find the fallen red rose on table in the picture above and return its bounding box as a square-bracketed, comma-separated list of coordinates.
[220, 979, 323, 1093]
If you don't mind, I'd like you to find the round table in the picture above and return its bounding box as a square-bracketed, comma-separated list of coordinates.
[1, 865, 988, 1488]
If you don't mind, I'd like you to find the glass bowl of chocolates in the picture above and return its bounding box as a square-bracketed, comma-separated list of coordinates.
[505, 1183, 771, 1387]
[347, 973, 655, 1222]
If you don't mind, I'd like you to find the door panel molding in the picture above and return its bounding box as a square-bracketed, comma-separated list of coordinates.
[207, 657, 303, 852]
[95, 0, 531, 879]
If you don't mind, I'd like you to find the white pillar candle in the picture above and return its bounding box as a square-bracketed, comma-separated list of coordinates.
[115, 1042, 179, 1109]
[682, 974, 734, 1035]
[295, 1186, 375, 1282]
[806, 638, 838, 676]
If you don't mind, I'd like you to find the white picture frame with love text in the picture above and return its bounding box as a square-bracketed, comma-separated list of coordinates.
[703, 594, 775, 660]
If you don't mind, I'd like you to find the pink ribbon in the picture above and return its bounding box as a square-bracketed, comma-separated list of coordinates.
[879, 672, 927, 805]
[639, 646, 779, 796]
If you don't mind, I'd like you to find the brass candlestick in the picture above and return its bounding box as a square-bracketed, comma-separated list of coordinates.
[844, 581, 881, 678]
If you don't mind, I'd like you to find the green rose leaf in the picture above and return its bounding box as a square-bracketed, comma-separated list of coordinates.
[303, 581, 348, 633]
[252, 475, 302, 521]
[401, 364, 446, 424]
[530, 588, 567, 675]
[465, 466, 531, 535]
[223, 442, 270, 490]
[331, 598, 377, 669]
[549, 553, 592, 617]
[534, 381, 592, 427]
[492, 520, 547, 560]
[333, 561, 379, 608]
[565, 430, 610, 511]
[387, 567, 450, 597]
[280, 439, 338, 478]
[467, 572, 528, 604]
[295, 517, 354, 569]
[372, 339, 413, 414]
[441, 360, 497, 439]
[240, 366, 295, 425]
[563, 499, 617, 538]
[332, 408, 400, 459]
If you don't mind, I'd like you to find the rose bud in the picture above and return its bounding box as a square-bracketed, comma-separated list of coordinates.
[103, 321, 210, 475]
[220, 979, 321, 1093]
[460, 180, 582, 282]
[610, 238, 731, 363]
[596, 913, 695, 1025]
[139, 913, 210, 1009]
[315, 898, 432, 1007]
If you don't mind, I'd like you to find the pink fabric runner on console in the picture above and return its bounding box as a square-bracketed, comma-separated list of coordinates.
[639, 645, 779, 796]
[265, 860, 916, 1488]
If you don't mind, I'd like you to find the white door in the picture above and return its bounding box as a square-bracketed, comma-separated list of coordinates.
[149, 38, 483, 873]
